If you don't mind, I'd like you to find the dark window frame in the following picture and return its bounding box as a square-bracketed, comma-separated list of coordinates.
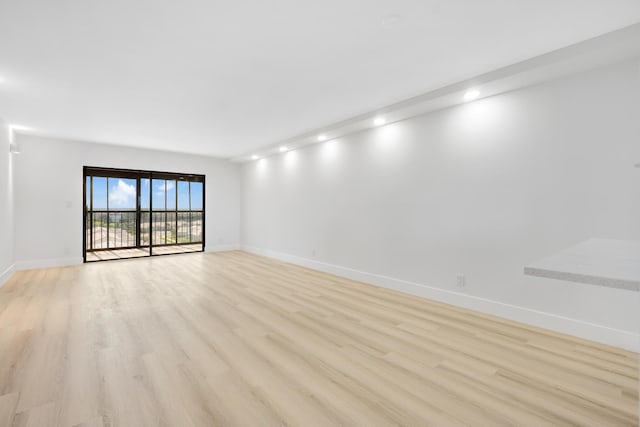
[83, 166, 205, 262]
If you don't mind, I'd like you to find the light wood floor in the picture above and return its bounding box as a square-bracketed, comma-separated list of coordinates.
[0, 251, 637, 426]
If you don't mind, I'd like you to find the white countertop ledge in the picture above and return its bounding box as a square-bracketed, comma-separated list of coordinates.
[524, 239, 640, 292]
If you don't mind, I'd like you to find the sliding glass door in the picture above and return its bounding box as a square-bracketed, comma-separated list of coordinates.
[84, 167, 205, 262]
[150, 178, 203, 247]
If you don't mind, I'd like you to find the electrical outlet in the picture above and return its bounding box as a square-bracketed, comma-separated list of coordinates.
[456, 275, 466, 288]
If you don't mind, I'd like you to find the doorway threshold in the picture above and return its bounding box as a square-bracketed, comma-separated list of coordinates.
[86, 244, 203, 262]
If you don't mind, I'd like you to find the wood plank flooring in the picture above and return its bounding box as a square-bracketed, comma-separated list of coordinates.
[0, 251, 637, 426]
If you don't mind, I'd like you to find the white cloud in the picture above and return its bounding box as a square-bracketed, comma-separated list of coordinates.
[109, 179, 136, 207]
[155, 180, 175, 196]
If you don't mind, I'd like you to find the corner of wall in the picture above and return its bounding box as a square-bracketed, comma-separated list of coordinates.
[206, 244, 241, 253]
[0, 118, 16, 286]
[0, 263, 16, 288]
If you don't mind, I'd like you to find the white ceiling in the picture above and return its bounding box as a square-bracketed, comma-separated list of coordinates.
[1, 1, 639, 158]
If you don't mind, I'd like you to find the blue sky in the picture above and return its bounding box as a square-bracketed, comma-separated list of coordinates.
[89, 177, 202, 210]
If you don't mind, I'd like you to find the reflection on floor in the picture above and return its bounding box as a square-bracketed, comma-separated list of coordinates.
[86, 244, 202, 262]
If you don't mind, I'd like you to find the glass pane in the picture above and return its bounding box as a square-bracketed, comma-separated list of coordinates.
[166, 180, 176, 210]
[107, 178, 136, 210]
[141, 178, 150, 210]
[152, 179, 166, 210]
[108, 211, 137, 248]
[192, 211, 203, 242]
[86, 176, 90, 208]
[140, 178, 150, 247]
[86, 212, 91, 250]
[141, 212, 150, 246]
[166, 211, 176, 244]
[177, 212, 189, 243]
[152, 212, 166, 245]
[92, 177, 107, 210]
[178, 181, 190, 210]
[92, 211, 108, 249]
[190, 182, 203, 210]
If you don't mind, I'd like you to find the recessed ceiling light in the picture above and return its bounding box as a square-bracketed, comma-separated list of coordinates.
[374, 117, 386, 126]
[464, 89, 480, 101]
[317, 135, 327, 142]
[251, 155, 259, 160]
[279, 146, 288, 152]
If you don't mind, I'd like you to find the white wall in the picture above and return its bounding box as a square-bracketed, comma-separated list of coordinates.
[241, 60, 640, 349]
[13, 135, 241, 268]
[0, 118, 15, 285]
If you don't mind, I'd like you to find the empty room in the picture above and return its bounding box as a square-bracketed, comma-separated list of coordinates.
[1, 1, 639, 426]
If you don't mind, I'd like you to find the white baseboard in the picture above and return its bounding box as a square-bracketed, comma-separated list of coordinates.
[0, 263, 16, 288]
[14, 257, 83, 271]
[205, 244, 241, 253]
[242, 245, 639, 352]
